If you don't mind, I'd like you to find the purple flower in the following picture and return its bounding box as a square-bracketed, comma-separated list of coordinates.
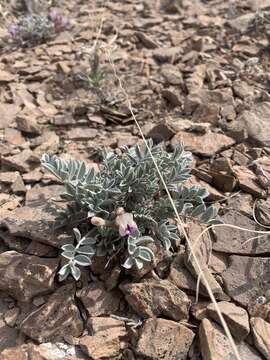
[49, 9, 61, 22]
[49, 9, 70, 32]
[8, 25, 18, 38]
[115, 210, 138, 237]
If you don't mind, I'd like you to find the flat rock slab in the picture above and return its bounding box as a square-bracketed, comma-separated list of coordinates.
[80, 335, 120, 360]
[2, 149, 33, 173]
[171, 131, 235, 157]
[184, 88, 235, 125]
[0, 251, 58, 302]
[25, 185, 64, 207]
[169, 254, 228, 300]
[0, 291, 21, 352]
[0, 342, 84, 360]
[233, 165, 266, 198]
[186, 222, 227, 300]
[236, 102, 270, 147]
[0, 204, 72, 248]
[213, 211, 270, 255]
[80, 317, 127, 360]
[222, 255, 270, 307]
[77, 282, 121, 316]
[20, 284, 83, 343]
[206, 301, 250, 341]
[120, 279, 190, 321]
[251, 317, 270, 360]
[136, 318, 195, 360]
[199, 318, 261, 360]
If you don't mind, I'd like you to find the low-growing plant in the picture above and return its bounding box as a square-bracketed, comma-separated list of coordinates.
[8, 10, 70, 46]
[77, 46, 105, 88]
[248, 10, 270, 34]
[41, 140, 220, 281]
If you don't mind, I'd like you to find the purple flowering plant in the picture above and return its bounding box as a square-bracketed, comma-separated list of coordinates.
[42, 140, 220, 281]
[7, 10, 70, 46]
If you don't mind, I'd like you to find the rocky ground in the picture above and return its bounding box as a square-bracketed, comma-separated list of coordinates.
[1, 0, 270, 359]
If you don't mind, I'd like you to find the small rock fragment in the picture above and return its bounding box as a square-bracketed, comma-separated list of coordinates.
[120, 279, 190, 321]
[250, 317, 270, 360]
[16, 115, 42, 135]
[2, 149, 33, 173]
[80, 317, 126, 360]
[0, 251, 58, 301]
[169, 254, 228, 300]
[67, 128, 98, 141]
[136, 318, 195, 360]
[213, 211, 270, 254]
[199, 318, 261, 360]
[206, 301, 250, 341]
[184, 89, 235, 125]
[146, 121, 176, 142]
[0, 70, 16, 82]
[236, 102, 270, 147]
[161, 64, 183, 85]
[80, 335, 121, 360]
[1, 204, 72, 248]
[171, 131, 235, 157]
[0, 172, 20, 185]
[4, 307, 20, 327]
[233, 165, 266, 198]
[222, 255, 270, 307]
[11, 175, 26, 195]
[20, 284, 83, 343]
[77, 282, 121, 316]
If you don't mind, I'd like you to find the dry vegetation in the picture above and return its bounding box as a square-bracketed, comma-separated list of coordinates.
[0, 0, 270, 359]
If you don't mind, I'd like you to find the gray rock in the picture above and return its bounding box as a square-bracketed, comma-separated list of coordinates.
[222, 255, 270, 307]
[169, 254, 228, 300]
[227, 13, 254, 33]
[213, 211, 270, 255]
[236, 102, 270, 147]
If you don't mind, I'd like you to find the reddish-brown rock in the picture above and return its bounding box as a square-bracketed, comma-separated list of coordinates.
[20, 284, 83, 342]
[136, 318, 195, 360]
[77, 282, 121, 316]
[120, 279, 190, 321]
[171, 131, 235, 157]
[0, 251, 58, 302]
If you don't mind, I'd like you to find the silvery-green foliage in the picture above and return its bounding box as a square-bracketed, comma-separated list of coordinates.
[59, 228, 95, 281]
[123, 232, 155, 270]
[249, 10, 270, 31]
[8, 14, 54, 45]
[42, 140, 220, 280]
[8, 11, 70, 46]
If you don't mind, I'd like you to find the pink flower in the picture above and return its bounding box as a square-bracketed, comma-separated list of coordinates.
[115, 210, 138, 237]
